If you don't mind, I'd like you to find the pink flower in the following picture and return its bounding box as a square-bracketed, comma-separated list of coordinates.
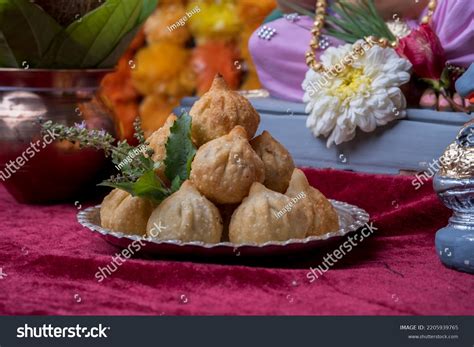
[396, 24, 447, 80]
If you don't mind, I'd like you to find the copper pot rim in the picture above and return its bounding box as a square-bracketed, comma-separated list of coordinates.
[0, 68, 114, 91]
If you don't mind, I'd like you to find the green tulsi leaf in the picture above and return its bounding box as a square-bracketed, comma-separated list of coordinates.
[99, 169, 169, 203]
[170, 176, 182, 194]
[164, 112, 197, 183]
[41, 110, 196, 205]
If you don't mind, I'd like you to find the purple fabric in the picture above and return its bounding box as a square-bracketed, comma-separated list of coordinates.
[249, 16, 342, 102]
[250, 0, 474, 102]
[432, 0, 474, 68]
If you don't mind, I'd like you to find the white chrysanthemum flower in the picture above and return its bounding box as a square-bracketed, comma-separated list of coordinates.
[386, 20, 412, 39]
[302, 40, 412, 147]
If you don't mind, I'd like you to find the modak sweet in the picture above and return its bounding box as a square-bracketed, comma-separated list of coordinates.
[146, 181, 223, 243]
[229, 182, 311, 244]
[100, 189, 156, 235]
[190, 126, 265, 204]
[189, 74, 260, 147]
[286, 169, 340, 237]
[251, 131, 295, 193]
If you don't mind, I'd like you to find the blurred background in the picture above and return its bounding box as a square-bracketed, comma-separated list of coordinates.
[100, 0, 277, 141]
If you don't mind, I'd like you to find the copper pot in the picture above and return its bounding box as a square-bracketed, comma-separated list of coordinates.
[0, 69, 115, 204]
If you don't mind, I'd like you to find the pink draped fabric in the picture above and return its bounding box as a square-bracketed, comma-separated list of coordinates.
[0, 168, 473, 315]
[431, 0, 473, 68]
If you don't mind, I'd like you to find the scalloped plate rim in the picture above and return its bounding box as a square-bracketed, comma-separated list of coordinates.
[77, 199, 370, 249]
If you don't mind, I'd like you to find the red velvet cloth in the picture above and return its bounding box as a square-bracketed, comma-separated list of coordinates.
[0, 168, 473, 315]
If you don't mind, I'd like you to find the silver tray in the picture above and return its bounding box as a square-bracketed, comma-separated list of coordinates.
[77, 200, 369, 258]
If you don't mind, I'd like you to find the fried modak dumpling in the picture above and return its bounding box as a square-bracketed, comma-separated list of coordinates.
[229, 182, 311, 244]
[146, 114, 177, 181]
[189, 74, 260, 147]
[285, 169, 340, 236]
[146, 181, 223, 243]
[250, 131, 295, 193]
[100, 189, 155, 235]
[190, 126, 265, 204]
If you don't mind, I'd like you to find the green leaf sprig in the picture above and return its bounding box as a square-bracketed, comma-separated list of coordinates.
[277, 0, 396, 44]
[40, 112, 196, 204]
[164, 112, 196, 192]
[326, 0, 396, 44]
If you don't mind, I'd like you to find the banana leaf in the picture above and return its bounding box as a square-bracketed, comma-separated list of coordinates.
[0, 0, 158, 69]
[0, 0, 62, 67]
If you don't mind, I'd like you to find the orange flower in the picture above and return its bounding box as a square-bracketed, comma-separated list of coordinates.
[144, 4, 190, 45]
[132, 42, 195, 97]
[191, 42, 242, 95]
[237, 0, 276, 27]
[139, 95, 180, 137]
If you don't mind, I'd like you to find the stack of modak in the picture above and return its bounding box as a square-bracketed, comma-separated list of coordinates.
[100, 75, 339, 244]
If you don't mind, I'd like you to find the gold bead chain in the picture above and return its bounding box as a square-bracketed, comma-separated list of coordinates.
[306, 0, 438, 72]
[421, 0, 438, 25]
